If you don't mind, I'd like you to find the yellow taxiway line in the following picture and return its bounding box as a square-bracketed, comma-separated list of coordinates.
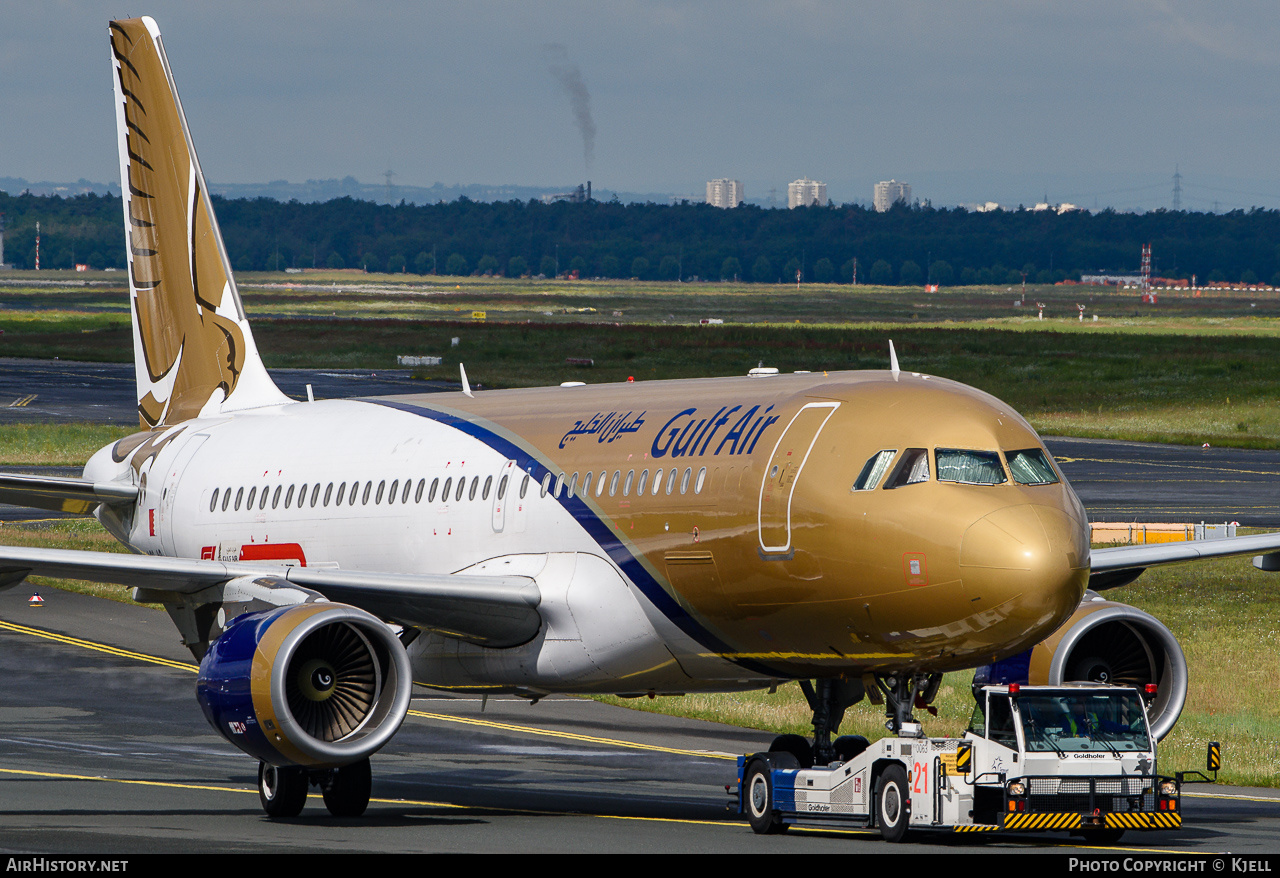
[407, 708, 735, 760]
[0, 615, 731, 759]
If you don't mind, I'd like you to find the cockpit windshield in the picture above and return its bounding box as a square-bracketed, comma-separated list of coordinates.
[1005, 448, 1060, 485]
[935, 449, 1006, 485]
[1016, 691, 1152, 753]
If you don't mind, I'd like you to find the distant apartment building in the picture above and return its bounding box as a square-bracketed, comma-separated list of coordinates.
[706, 178, 744, 208]
[874, 180, 911, 212]
[788, 178, 827, 208]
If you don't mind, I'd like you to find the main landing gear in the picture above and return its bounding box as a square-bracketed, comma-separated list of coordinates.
[257, 757, 373, 819]
[766, 673, 943, 768]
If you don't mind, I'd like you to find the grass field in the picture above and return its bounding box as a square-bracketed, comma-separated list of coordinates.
[6, 274, 1280, 447]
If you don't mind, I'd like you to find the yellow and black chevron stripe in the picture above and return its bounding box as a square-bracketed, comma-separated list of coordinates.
[1105, 812, 1182, 830]
[953, 824, 999, 832]
[1002, 812, 1083, 830]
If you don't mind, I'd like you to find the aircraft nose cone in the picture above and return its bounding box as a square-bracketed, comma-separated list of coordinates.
[960, 503, 1088, 643]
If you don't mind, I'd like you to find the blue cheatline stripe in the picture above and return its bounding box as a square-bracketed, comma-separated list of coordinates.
[366, 397, 787, 678]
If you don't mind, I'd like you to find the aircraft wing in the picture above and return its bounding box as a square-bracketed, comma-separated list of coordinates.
[1089, 531, 1280, 590]
[0, 545, 541, 647]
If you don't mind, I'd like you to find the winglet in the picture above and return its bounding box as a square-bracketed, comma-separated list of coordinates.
[889, 340, 900, 379]
[460, 363, 474, 398]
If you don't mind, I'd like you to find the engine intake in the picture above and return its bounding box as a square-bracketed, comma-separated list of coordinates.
[1027, 595, 1187, 741]
[197, 603, 412, 767]
[975, 594, 1187, 741]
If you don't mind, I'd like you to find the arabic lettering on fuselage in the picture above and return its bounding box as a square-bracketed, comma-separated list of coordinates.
[559, 410, 647, 449]
[561, 403, 782, 458]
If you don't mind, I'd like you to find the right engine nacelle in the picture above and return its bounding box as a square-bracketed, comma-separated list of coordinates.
[976, 592, 1187, 741]
[196, 602, 412, 768]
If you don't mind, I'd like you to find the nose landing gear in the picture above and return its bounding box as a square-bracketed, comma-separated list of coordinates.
[766, 673, 943, 767]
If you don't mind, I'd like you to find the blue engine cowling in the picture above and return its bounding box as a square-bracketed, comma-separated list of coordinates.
[196, 602, 413, 768]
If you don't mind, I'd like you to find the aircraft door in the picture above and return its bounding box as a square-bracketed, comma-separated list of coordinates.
[159, 433, 209, 555]
[757, 402, 839, 555]
[491, 459, 516, 532]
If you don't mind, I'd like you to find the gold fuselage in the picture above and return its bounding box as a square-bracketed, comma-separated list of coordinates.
[388, 370, 1090, 679]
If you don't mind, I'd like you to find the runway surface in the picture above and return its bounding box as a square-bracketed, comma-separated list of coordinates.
[2, 586, 1277, 854]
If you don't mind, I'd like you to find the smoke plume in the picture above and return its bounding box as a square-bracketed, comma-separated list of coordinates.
[545, 44, 596, 173]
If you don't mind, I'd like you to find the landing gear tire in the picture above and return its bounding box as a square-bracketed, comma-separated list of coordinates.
[258, 762, 308, 819]
[322, 757, 372, 818]
[744, 758, 789, 835]
[768, 733, 814, 769]
[876, 764, 912, 843]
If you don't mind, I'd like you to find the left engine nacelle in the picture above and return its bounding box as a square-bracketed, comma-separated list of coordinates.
[196, 603, 413, 768]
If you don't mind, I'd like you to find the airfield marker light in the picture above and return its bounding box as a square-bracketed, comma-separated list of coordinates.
[627, 376, 634, 382]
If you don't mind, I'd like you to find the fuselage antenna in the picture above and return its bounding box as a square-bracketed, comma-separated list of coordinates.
[889, 340, 900, 379]
[460, 363, 474, 398]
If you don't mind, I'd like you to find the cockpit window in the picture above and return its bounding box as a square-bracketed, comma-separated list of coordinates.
[852, 450, 897, 491]
[1005, 448, 1060, 485]
[885, 448, 930, 487]
[936, 449, 1007, 485]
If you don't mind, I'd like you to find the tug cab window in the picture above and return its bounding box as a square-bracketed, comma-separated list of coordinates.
[1005, 448, 1060, 485]
[936, 449, 1007, 485]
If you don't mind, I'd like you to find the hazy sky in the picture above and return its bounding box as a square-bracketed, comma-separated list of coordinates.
[4, 1, 1280, 210]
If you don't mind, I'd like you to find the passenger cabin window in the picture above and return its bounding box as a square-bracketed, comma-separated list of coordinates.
[852, 450, 897, 491]
[1005, 448, 1060, 485]
[885, 449, 929, 488]
[936, 449, 1007, 485]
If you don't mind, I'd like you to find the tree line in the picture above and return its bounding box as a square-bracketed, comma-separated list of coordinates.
[3, 189, 1280, 286]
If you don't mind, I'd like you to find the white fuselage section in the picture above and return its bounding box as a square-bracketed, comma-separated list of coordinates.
[86, 399, 771, 695]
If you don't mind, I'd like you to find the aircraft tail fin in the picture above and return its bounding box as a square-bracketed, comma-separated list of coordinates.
[109, 17, 287, 429]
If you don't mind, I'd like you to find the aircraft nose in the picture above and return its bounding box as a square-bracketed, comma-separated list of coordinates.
[960, 503, 1088, 636]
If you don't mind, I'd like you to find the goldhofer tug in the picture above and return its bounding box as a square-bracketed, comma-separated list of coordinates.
[737, 683, 1181, 843]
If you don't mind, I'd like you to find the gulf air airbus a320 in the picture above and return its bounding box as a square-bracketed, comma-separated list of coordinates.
[2, 16, 1278, 819]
